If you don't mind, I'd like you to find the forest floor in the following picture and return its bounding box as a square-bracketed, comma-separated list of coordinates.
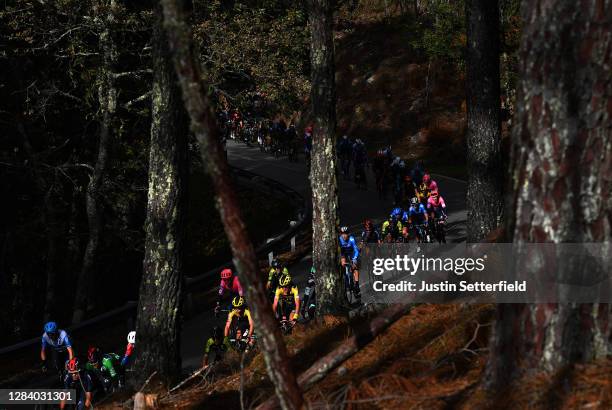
[104, 303, 610, 409]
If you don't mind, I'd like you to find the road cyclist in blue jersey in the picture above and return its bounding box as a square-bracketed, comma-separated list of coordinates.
[41, 321, 74, 382]
[339, 226, 361, 302]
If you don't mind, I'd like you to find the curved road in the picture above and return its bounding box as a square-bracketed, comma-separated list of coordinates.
[180, 140, 466, 371]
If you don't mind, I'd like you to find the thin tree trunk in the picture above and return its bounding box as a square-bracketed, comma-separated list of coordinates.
[131, 4, 188, 388]
[309, 0, 344, 315]
[160, 1, 304, 408]
[73, 0, 117, 323]
[465, 0, 503, 243]
[486, 0, 612, 389]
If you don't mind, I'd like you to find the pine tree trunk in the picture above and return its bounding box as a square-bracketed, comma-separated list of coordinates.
[159, 1, 304, 408]
[73, 0, 117, 323]
[131, 4, 188, 388]
[309, 0, 344, 315]
[465, 0, 503, 242]
[486, 0, 612, 388]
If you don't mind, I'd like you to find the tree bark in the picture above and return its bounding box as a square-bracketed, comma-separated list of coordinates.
[465, 0, 504, 243]
[131, 4, 188, 388]
[486, 0, 612, 389]
[308, 0, 344, 315]
[159, 1, 304, 409]
[73, 0, 118, 323]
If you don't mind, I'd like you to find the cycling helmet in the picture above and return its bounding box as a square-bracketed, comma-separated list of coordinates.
[127, 331, 136, 344]
[220, 268, 232, 279]
[279, 273, 292, 287]
[271, 259, 280, 269]
[212, 326, 222, 341]
[423, 174, 431, 183]
[429, 180, 438, 191]
[282, 267, 290, 275]
[430, 190, 439, 199]
[232, 296, 245, 308]
[87, 346, 101, 363]
[391, 207, 402, 218]
[411, 197, 419, 206]
[310, 266, 316, 274]
[66, 358, 80, 374]
[44, 321, 58, 334]
[340, 226, 349, 234]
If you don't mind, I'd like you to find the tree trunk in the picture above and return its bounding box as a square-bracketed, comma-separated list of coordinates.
[308, 0, 344, 315]
[73, 0, 117, 323]
[159, 1, 304, 408]
[465, 0, 503, 243]
[131, 4, 188, 388]
[486, 0, 612, 389]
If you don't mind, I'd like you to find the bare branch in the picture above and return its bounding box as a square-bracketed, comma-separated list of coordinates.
[123, 91, 152, 109]
[113, 69, 153, 80]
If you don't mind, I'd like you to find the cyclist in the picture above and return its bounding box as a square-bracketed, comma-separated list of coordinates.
[338, 135, 352, 178]
[272, 272, 301, 323]
[225, 296, 255, 350]
[427, 190, 448, 242]
[216, 268, 244, 315]
[61, 358, 93, 410]
[339, 226, 361, 299]
[86, 347, 124, 392]
[353, 139, 367, 187]
[267, 259, 288, 291]
[402, 174, 419, 208]
[372, 149, 388, 198]
[361, 219, 381, 244]
[202, 326, 230, 368]
[121, 331, 135, 367]
[41, 322, 74, 377]
[301, 267, 316, 321]
[407, 197, 430, 242]
[417, 174, 437, 203]
[381, 214, 402, 241]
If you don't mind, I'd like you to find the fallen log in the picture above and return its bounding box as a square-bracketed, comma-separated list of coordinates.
[256, 303, 414, 410]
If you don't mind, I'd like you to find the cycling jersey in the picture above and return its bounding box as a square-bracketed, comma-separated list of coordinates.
[408, 204, 428, 224]
[227, 308, 252, 324]
[219, 275, 244, 298]
[275, 286, 299, 304]
[41, 330, 71, 352]
[381, 219, 403, 238]
[268, 267, 288, 288]
[427, 196, 447, 218]
[85, 353, 121, 378]
[339, 235, 359, 261]
[63, 372, 93, 406]
[361, 229, 380, 243]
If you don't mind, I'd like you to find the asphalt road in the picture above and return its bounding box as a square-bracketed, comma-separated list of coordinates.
[179, 140, 467, 371]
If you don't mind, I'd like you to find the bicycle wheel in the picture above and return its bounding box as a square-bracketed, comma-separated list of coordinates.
[343, 265, 354, 305]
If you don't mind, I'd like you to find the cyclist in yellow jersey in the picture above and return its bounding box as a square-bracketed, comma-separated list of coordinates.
[267, 259, 289, 290]
[272, 273, 300, 322]
[224, 296, 254, 348]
